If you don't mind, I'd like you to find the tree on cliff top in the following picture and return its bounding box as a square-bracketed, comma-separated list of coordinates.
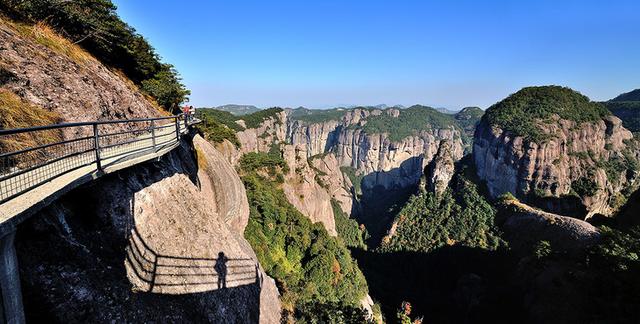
[483, 86, 610, 142]
[1, 0, 190, 110]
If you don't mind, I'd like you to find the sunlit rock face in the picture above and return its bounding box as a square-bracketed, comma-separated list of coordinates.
[474, 115, 638, 218]
[286, 109, 464, 193]
[426, 140, 457, 196]
[17, 137, 281, 323]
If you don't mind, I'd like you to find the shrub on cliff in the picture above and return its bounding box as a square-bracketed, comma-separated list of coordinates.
[332, 199, 368, 249]
[358, 105, 458, 142]
[0, 0, 189, 110]
[484, 86, 610, 142]
[239, 152, 369, 317]
[380, 173, 505, 253]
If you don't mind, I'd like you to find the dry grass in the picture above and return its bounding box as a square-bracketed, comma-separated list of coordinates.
[0, 89, 63, 169]
[28, 22, 94, 64]
[0, 16, 93, 65]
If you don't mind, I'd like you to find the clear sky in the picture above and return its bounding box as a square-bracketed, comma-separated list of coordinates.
[112, 0, 639, 109]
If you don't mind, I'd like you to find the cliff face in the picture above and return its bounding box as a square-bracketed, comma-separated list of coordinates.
[474, 115, 638, 218]
[281, 144, 337, 236]
[0, 18, 163, 134]
[16, 135, 281, 323]
[425, 140, 457, 196]
[286, 108, 464, 192]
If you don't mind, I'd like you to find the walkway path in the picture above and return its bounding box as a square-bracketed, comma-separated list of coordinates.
[0, 116, 196, 234]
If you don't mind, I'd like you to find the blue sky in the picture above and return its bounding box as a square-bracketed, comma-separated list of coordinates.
[113, 0, 639, 109]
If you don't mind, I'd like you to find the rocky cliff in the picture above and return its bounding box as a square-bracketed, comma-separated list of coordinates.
[0, 18, 164, 136]
[16, 135, 282, 323]
[474, 86, 639, 218]
[286, 108, 465, 193]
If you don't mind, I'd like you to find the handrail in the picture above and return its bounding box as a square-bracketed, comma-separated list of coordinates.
[0, 113, 200, 205]
[0, 115, 182, 136]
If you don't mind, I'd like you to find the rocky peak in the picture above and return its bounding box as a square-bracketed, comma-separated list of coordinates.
[425, 140, 456, 196]
[474, 86, 639, 218]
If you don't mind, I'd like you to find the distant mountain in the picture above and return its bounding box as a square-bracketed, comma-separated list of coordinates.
[213, 104, 261, 116]
[454, 106, 484, 137]
[436, 107, 460, 114]
[610, 89, 640, 102]
[604, 89, 640, 133]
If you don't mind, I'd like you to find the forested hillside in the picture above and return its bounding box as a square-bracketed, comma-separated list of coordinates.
[604, 89, 640, 134]
[0, 0, 189, 111]
[238, 146, 372, 322]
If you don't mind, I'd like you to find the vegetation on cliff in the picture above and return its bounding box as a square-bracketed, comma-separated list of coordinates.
[484, 86, 610, 142]
[358, 105, 458, 142]
[604, 90, 640, 134]
[332, 199, 368, 250]
[290, 106, 462, 142]
[380, 170, 505, 253]
[0, 0, 189, 110]
[611, 89, 640, 102]
[239, 149, 369, 320]
[195, 108, 284, 147]
[454, 106, 484, 136]
[288, 107, 351, 123]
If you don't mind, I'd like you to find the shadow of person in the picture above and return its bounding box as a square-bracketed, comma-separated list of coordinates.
[214, 251, 228, 289]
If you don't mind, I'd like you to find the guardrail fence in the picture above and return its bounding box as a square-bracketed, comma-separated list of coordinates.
[0, 114, 195, 204]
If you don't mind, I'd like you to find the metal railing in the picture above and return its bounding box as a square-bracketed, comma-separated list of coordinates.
[126, 226, 258, 293]
[0, 114, 198, 204]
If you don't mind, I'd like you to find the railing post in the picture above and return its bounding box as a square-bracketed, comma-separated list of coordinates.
[150, 120, 157, 151]
[93, 123, 102, 172]
[0, 230, 25, 324]
[175, 117, 180, 142]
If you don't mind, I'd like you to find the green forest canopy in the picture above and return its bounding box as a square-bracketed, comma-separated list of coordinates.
[0, 0, 189, 111]
[483, 86, 610, 142]
[239, 148, 369, 319]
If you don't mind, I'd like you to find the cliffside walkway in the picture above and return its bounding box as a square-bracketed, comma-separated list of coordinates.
[0, 114, 200, 323]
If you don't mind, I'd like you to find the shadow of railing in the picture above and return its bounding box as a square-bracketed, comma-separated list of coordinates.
[125, 226, 261, 294]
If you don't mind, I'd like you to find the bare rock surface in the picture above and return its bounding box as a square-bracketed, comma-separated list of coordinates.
[474, 115, 638, 217]
[287, 109, 464, 192]
[281, 144, 337, 236]
[0, 18, 164, 137]
[426, 140, 456, 196]
[16, 138, 281, 323]
[311, 152, 354, 214]
[499, 199, 600, 254]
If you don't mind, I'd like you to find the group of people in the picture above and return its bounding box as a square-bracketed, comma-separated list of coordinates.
[182, 105, 196, 121]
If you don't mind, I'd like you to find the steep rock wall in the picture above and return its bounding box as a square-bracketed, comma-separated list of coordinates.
[16, 136, 281, 323]
[281, 145, 337, 236]
[0, 18, 163, 137]
[286, 109, 464, 192]
[474, 115, 637, 217]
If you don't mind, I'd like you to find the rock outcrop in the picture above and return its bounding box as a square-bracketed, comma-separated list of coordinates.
[281, 145, 337, 236]
[426, 140, 456, 196]
[0, 18, 163, 136]
[16, 136, 282, 323]
[286, 108, 465, 193]
[498, 198, 600, 254]
[474, 108, 638, 218]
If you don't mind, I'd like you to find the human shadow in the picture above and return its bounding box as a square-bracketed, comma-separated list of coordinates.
[16, 138, 264, 323]
[125, 225, 258, 294]
[215, 252, 228, 289]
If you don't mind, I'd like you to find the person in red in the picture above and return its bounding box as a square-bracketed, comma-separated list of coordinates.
[182, 105, 190, 122]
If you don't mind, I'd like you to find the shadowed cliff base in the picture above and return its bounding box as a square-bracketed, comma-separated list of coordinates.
[355, 157, 424, 247]
[14, 141, 270, 323]
[351, 246, 524, 323]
